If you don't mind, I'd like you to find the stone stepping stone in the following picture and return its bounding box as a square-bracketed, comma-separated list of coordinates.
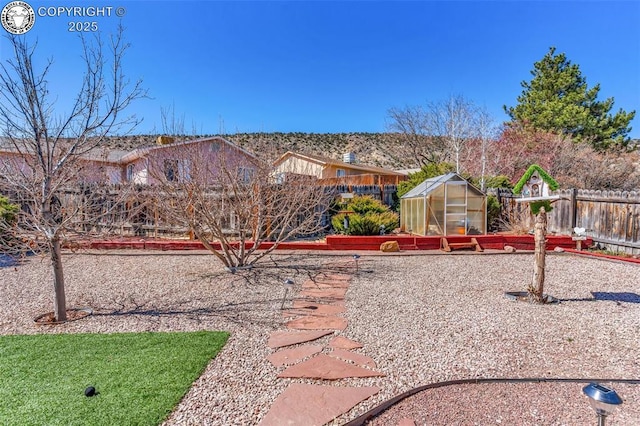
[302, 280, 349, 290]
[286, 315, 347, 331]
[329, 348, 377, 368]
[302, 280, 332, 289]
[397, 419, 417, 426]
[267, 330, 333, 349]
[278, 354, 385, 380]
[329, 336, 363, 349]
[299, 287, 347, 300]
[302, 279, 350, 289]
[282, 302, 346, 318]
[294, 300, 345, 310]
[266, 345, 324, 367]
[258, 383, 379, 426]
[315, 272, 351, 283]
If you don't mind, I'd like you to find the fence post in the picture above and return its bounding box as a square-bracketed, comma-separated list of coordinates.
[570, 188, 578, 230]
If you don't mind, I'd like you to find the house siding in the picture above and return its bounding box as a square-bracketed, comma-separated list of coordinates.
[0, 137, 257, 186]
[274, 156, 324, 178]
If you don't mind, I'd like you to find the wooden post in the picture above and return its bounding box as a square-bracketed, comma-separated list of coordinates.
[570, 188, 578, 230]
[529, 206, 547, 303]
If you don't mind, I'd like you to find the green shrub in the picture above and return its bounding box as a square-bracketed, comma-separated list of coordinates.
[0, 195, 19, 248]
[397, 162, 455, 198]
[487, 194, 502, 232]
[483, 175, 513, 190]
[530, 200, 553, 214]
[344, 195, 388, 215]
[331, 196, 399, 235]
[0, 195, 18, 224]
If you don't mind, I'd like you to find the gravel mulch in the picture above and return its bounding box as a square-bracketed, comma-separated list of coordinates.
[1, 250, 639, 425]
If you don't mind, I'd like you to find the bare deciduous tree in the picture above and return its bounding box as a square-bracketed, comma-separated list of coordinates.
[425, 95, 477, 173]
[474, 106, 498, 191]
[387, 105, 449, 167]
[147, 140, 332, 270]
[0, 28, 145, 321]
[160, 102, 187, 137]
[388, 95, 483, 173]
[489, 124, 640, 191]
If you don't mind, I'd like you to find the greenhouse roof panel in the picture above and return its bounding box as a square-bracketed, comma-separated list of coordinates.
[401, 172, 459, 198]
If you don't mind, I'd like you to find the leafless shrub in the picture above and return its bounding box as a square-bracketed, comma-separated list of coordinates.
[145, 141, 333, 270]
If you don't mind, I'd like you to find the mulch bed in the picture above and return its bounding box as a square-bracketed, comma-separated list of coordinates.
[34, 308, 93, 325]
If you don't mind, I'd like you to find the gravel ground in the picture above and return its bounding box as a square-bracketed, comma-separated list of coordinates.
[1, 250, 639, 425]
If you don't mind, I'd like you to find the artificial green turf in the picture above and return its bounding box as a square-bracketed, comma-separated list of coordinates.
[0, 331, 229, 426]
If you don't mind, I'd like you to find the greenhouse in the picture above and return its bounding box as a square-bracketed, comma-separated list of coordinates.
[400, 173, 487, 236]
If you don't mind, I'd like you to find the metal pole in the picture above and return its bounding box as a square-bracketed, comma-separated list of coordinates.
[597, 413, 606, 426]
[280, 288, 289, 310]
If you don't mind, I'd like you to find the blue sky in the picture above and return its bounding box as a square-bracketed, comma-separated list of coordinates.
[2, 1, 639, 137]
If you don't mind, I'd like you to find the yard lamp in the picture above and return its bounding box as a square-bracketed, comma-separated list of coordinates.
[280, 278, 294, 310]
[352, 254, 360, 273]
[582, 383, 623, 426]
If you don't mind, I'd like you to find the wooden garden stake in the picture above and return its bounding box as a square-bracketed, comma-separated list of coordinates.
[529, 206, 547, 303]
[513, 165, 560, 304]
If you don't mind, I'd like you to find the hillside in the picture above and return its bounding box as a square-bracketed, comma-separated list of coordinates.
[102, 133, 419, 170]
[100, 132, 640, 185]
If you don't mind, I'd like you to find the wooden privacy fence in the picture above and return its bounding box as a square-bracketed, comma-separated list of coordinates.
[23, 184, 351, 238]
[334, 184, 398, 207]
[492, 188, 640, 254]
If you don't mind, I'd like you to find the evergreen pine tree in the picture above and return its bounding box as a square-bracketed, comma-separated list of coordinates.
[504, 47, 635, 150]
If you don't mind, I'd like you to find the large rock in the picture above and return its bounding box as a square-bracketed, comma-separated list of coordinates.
[380, 241, 400, 252]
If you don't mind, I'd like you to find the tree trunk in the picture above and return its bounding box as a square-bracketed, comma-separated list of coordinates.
[529, 207, 547, 303]
[50, 237, 67, 321]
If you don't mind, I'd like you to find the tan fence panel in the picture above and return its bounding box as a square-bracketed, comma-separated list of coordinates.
[494, 188, 640, 254]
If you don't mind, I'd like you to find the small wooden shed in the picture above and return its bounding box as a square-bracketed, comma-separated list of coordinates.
[400, 173, 487, 236]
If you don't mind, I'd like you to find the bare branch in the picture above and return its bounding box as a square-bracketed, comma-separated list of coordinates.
[145, 139, 332, 269]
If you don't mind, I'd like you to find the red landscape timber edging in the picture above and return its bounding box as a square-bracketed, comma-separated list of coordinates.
[80, 235, 592, 252]
[563, 248, 640, 264]
[324, 235, 591, 251]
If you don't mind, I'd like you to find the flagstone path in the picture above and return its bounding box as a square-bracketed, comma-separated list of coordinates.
[259, 266, 386, 426]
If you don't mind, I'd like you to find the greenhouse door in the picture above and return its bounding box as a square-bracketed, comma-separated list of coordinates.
[444, 181, 467, 235]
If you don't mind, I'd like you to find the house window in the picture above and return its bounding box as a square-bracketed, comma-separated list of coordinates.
[336, 169, 346, 177]
[178, 160, 191, 182]
[274, 172, 285, 184]
[237, 167, 254, 183]
[164, 159, 179, 182]
[126, 164, 135, 182]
